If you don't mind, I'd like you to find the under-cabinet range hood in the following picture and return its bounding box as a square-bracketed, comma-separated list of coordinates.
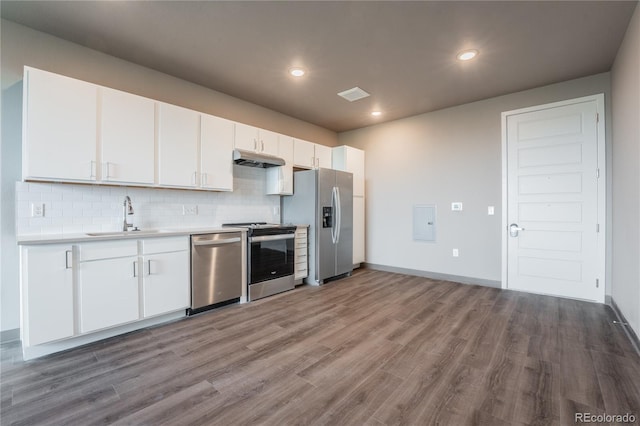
[233, 149, 285, 168]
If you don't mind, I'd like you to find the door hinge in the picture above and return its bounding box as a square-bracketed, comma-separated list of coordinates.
[596, 168, 600, 178]
[596, 223, 600, 233]
[596, 278, 599, 288]
[596, 113, 600, 123]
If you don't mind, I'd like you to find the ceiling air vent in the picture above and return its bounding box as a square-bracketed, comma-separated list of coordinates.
[337, 87, 370, 102]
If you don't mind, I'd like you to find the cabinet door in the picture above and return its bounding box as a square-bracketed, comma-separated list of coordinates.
[353, 196, 365, 264]
[266, 135, 293, 195]
[293, 139, 316, 169]
[259, 129, 279, 156]
[142, 251, 190, 318]
[234, 123, 260, 152]
[294, 228, 308, 279]
[100, 88, 155, 184]
[158, 103, 199, 187]
[333, 146, 365, 197]
[22, 245, 74, 346]
[78, 256, 139, 333]
[23, 68, 97, 182]
[314, 144, 333, 169]
[201, 114, 234, 191]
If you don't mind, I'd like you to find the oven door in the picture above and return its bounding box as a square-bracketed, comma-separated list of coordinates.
[248, 234, 295, 284]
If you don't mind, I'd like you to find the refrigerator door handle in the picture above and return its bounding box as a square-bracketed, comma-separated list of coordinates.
[335, 186, 341, 243]
[331, 186, 338, 244]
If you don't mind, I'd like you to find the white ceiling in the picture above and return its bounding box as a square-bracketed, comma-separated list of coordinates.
[1, 1, 637, 132]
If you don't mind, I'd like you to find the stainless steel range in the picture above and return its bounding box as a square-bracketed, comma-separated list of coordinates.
[223, 222, 297, 301]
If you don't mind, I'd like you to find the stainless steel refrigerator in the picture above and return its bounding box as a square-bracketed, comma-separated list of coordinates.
[283, 168, 353, 285]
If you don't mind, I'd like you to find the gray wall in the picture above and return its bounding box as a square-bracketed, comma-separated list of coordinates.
[611, 5, 640, 336]
[0, 19, 338, 333]
[339, 73, 612, 288]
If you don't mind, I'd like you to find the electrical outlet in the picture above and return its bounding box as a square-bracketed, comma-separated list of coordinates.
[488, 206, 495, 215]
[182, 205, 198, 216]
[451, 202, 463, 211]
[31, 203, 45, 217]
[452, 248, 459, 257]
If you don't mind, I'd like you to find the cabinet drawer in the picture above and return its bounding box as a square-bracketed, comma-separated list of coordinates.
[79, 240, 138, 261]
[141, 236, 189, 254]
[296, 241, 307, 249]
[296, 254, 307, 263]
[295, 229, 308, 238]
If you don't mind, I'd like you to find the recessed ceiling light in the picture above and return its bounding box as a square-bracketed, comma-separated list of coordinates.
[371, 111, 382, 117]
[289, 67, 306, 77]
[457, 49, 478, 61]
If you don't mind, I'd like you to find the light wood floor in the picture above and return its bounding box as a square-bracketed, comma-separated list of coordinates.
[2, 269, 639, 425]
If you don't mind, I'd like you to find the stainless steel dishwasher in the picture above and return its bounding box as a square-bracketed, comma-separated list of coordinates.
[189, 232, 243, 315]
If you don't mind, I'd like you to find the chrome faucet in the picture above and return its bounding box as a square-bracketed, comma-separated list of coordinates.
[122, 196, 134, 231]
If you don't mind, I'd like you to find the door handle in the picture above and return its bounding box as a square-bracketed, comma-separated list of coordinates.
[509, 223, 525, 237]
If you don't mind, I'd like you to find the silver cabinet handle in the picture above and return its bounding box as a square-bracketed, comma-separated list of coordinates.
[147, 259, 152, 275]
[191, 171, 197, 185]
[201, 172, 208, 186]
[105, 162, 111, 179]
[261, 141, 264, 152]
[65, 250, 72, 269]
[89, 161, 96, 179]
[133, 261, 138, 277]
[509, 223, 525, 237]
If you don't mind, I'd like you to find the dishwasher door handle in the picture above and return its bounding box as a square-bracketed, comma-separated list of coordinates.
[192, 237, 241, 247]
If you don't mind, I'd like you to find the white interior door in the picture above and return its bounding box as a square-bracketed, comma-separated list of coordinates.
[504, 96, 604, 302]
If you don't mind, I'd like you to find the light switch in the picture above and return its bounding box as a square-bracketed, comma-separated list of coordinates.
[451, 202, 463, 211]
[488, 206, 495, 215]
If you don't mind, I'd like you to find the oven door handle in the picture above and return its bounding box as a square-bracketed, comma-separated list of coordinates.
[250, 234, 295, 243]
[192, 237, 241, 246]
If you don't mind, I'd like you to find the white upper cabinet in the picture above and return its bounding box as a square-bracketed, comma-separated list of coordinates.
[100, 88, 155, 185]
[332, 145, 365, 197]
[314, 144, 333, 169]
[293, 139, 316, 169]
[260, 129, 279, 156]
[201, 114, 234, 191]
[293, 138, 332, 170]
[266, 135, 294, 195]
[157, 103, 200, 188]
[23, 67, 98, 182]
[234, 123, 279, 156]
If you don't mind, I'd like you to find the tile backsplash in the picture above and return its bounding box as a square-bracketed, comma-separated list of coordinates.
[15, 166, 281, 236]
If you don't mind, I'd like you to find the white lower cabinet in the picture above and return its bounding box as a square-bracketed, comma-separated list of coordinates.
[78, 255, 140, 333]
[20, 236, 190, 358]
[20, 244, 74, 346]
[77, 240, 139, 333]
[141, 237, 190, 318]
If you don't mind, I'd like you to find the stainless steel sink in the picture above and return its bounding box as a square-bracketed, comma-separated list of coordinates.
[86, 229, 168, 237]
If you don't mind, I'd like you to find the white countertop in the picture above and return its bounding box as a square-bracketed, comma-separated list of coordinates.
[17, 226, 247, 245]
